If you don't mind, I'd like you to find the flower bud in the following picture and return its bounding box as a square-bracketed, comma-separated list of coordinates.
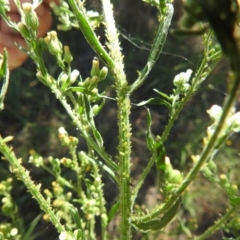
[220, 174, 228, 186]
[2, 136, 13, 143]
[90, 57, 100, 77]
[201, 164, 218, 183]
[99, 66, 108, 81]
[44, 31, 63, 57]
[63, 46, 73, 64]
[60, 158, 72, 168]
[70, 69, 80, 84]
[22, 3, 39, 32]
[173, 69, 192, 86]
[83, 76, 99, 90]
[207, 105, 222, 122]
[208, 160, 217, 175]
[229, 184, 238, 196]
[37, 38, 47, 52]
[92, 104, 100, 116]
[44, 189, 53, 198]
[17, 22, 31, 39]
[58, 72, 68, 84]
[168, 169, 183, 184]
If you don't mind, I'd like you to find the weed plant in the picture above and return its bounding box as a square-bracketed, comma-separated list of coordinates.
[1, 0, 240, 239]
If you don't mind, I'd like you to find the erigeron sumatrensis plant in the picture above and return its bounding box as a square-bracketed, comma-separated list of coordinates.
[0, 0, 240, 239]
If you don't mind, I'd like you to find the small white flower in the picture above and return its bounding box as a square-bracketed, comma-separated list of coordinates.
[87, 10, 100, 17]
[10, 228, 18, 236]
[70, 69, 80, 83]
[173, 69, 193, 86]
[59, 232, 67, 240]
[207, 105, 222, 121]
[58, 127, 67, 135]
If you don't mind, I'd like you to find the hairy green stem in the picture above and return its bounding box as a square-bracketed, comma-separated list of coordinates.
[194, 207, 235, 240]
[0, 136, 67, 235]
[161, 49, 222, 142]
[101, 0, 131, 238]
[133, 45, 240, 222]
[49, 80, 118, 177]
[132, 44, 221, 206]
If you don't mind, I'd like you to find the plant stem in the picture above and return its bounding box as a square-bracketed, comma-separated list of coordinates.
[132, 43, 222, 205]
[194, 207, 236, 240]
[49, 79, 118, 177]
[101, 0, 132, 238]
[161, 48, 222, 142]
[0, 136, 67, 235]
[133, 42, 240, 222]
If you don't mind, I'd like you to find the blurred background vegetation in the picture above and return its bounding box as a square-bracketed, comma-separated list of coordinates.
[0, 0, 240, 239]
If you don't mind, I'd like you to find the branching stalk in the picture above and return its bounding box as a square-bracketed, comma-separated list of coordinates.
[194, 207, 236, 240]
[101, 0, 131, 238]
[133, 44, 240, 222]
[0, 136, 67, 235]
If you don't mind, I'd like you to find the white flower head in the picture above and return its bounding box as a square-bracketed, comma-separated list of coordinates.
[70, 69, 80, 83]
[59, 232, 67, 240]
[173, 69, 193, 86]
[207, 105, 222, 121]
[58, 127, 67, 135]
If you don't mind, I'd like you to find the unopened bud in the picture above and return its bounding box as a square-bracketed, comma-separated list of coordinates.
[99, 66, 108, 81]
[229, 184, 238, 196]
[70, 70, 80, 84]
[58, 72, 68, 84]
[208, 160, 217, 175]
[92, 104, 100, 116]
[220, 174, 228, 186]
[168, 169, 183, 184]
[63, 46, 73, 64]
[60, 158, 72, 168]
[17, 22, 30, 39]
[2, 136, 13, 143]
[84, 76, 98, 90]
[44, 31, 63, 57]
[22, 3, 39, 32]
[90, 57, 100, 77]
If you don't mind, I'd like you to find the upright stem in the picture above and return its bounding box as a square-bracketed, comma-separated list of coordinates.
[194, 207, 236, 240]
[101, 0, 132, 238]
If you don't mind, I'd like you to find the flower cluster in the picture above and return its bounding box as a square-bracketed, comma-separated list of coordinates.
[173, 69, 192, 94]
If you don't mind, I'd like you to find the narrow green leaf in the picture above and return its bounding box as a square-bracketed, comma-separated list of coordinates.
[136, 98, 171, 109]
[132, 197, 181, 232]
[92, 128, 104, 148]
[22, 214, 42, 240]
[66, 87, 94, 95]
[0, 49, 10, 110]
[146, 108, 155, 151]
[108, 201, 119, 223]
[69, 205, 82, 229]
[153, 89, 171, 100]
[129, 3, 174, 93]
